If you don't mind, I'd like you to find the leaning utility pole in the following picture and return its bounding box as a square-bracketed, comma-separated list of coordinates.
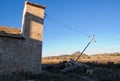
[75, 35, 95, 62]
[61, 35, 95, 73]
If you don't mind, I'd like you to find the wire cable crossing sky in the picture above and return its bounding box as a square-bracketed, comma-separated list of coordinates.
[45, 16, 89, 36]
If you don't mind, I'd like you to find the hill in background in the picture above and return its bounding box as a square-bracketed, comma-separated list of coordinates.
[42, 51, 120, 64]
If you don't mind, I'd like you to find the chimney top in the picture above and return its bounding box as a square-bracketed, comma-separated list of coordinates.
[25, 1, 45, 9]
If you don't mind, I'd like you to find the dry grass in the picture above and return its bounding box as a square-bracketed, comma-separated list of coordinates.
[42, 53, 120, 64]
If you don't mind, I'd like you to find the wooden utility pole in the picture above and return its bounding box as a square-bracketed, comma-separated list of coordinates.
[60, 35, 95, 73]
[75, 35, 95, 62]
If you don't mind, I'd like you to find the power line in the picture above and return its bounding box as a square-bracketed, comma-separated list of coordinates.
[44, 15, 120, 41]
[45, 16, 89, 36]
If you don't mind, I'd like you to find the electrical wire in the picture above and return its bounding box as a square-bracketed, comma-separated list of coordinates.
[45, 16, 89, 36]
[44, 15, 120, 41]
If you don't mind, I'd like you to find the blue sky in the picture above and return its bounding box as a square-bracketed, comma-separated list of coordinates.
[0, 0, 120, 56]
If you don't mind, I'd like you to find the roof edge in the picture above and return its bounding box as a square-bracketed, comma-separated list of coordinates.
[0, 33, 25, 39]
[25, 1, 46, 9]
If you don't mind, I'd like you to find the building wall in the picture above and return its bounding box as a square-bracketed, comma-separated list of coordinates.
[0, 1, 45, 75]
[0, 36, 42, 74]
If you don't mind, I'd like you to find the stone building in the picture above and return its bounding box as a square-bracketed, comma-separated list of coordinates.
[0, 1, 45, 74]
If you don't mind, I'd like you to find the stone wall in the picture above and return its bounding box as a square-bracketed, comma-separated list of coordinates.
[0, 35, 42, 74]
[0, 1, 45, 75]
